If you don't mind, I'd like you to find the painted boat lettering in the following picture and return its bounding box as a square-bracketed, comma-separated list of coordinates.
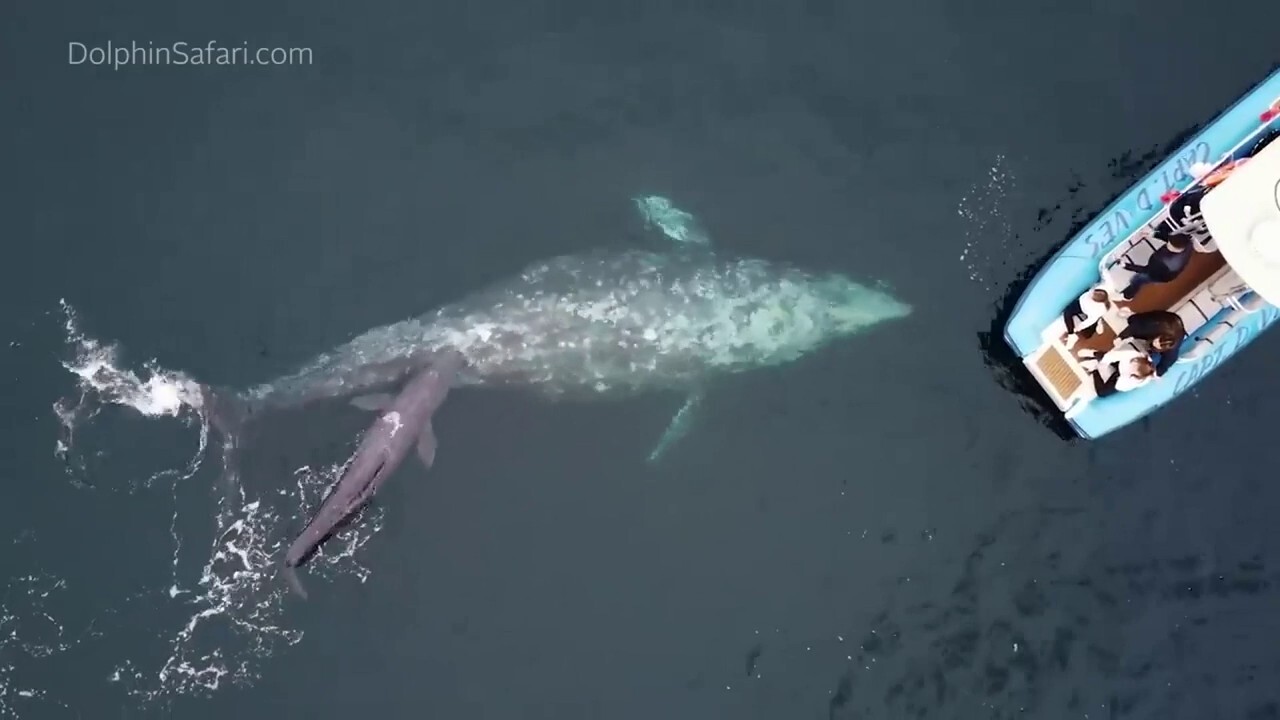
[1156, 141, 1213, 197]
[1086, 141, 1213, 259]
[1102, 209, 1132, 245]
[1170, 305, 1280, 394]
[1081, 231, 1103, 258]
[1172, 341, 1225, 394]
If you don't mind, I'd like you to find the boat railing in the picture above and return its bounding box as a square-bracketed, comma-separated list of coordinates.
[1095, 114, 1280, 279]
[1209, 279, 1254, 311]
[1177, 292, 1268, 362]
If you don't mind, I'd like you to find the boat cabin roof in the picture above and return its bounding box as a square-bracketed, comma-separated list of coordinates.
[1202, 138, 1280, 305]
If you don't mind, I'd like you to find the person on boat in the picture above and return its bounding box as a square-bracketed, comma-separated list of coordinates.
[1119, 233, 1193, 300]
[1113, 309, 1186, 377]
[1060, 287, 1113, 348]
[1154, 189, 1208, 242]
[1162, 132, 1274, 245]
[1083, 340, 1157, 397]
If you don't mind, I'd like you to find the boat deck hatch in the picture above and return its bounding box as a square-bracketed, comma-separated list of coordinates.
[1035, 345, 1083, 402]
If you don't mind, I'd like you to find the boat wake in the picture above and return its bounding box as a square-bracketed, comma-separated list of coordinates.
[2, 301, 385, 715]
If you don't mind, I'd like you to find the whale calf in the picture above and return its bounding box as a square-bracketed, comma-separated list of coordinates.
[282, 351, 463, 597]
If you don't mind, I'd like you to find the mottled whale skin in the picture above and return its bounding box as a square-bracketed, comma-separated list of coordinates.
[227, 248, 911, 419]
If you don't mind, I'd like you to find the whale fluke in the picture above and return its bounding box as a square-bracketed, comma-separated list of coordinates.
[200, 384, 257, 442]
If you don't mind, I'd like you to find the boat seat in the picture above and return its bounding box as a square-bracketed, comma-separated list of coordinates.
[1101, 236, 1158, 291]
[1174, 300, 1210, 335]
[1180, 284, 1231, 335]
[1178, 309, 1243, 362]
[1201, 320, 1236, 345]
[1210, 285, 1270, 314]
[1102, 230, 1154, 269]
[1178, 320, 1235, 362]
[1122, 239, 1156, 267]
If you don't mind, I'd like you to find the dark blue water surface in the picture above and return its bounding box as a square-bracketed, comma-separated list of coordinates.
[4, 1, 1280, 718]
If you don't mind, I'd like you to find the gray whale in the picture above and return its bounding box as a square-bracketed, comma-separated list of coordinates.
[198, 196, 911, 587]
[204, 196, 910, 461]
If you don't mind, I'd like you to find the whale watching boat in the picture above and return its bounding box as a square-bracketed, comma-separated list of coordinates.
[1003, 66, 1280, 439]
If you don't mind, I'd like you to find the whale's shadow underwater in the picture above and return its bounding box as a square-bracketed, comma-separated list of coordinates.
[198, 196, 913, 595]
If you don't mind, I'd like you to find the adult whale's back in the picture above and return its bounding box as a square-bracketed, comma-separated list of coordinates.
[235, 247, 911, 413]
[436, 248, 908, 396]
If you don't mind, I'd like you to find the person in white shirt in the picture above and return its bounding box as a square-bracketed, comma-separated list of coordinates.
[1061, 287, 1113, 348]
[1081, 340, 1156, 397]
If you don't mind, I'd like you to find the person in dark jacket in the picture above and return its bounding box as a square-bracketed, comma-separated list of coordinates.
[1114, 310, 1186, 377]
[1120, 234, 1193, 300]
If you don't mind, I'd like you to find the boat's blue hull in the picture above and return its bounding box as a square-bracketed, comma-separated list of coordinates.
[1003, 66, 1280, 439]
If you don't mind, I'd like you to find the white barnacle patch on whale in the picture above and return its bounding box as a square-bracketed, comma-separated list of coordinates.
[381, 410, 404, 437]
[746, 307, 785, 341]
[569, 295, 630, 324]
[472, 323, 496, 342]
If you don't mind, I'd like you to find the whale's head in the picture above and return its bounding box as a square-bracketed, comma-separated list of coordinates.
[808, 273, 912, 337]
[710, 270, 911, 369]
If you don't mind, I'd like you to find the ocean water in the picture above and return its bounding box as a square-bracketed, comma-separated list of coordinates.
[4, 1, 1280, 718]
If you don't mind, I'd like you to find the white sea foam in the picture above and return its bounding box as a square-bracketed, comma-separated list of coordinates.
[0, 570, 83, 718]
[6, 301, 386, 715]
[957, 154, 1017, 291]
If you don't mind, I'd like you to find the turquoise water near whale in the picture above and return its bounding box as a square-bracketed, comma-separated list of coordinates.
[4, 1, 1280, 718]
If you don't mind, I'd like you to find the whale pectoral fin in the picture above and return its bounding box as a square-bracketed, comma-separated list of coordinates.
[632, 195, 711, 247]
[646, 390, 705, 464]
[417, 423, 439, 469]
[350, 393, 395, 411]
